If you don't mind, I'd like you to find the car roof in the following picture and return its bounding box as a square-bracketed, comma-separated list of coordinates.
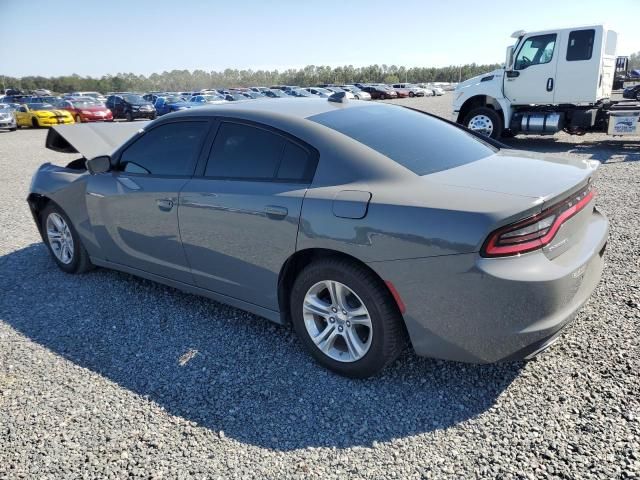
[171, 97, 381, 121]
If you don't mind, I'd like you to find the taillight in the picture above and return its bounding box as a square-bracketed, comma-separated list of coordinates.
[481, 184, 595, 258]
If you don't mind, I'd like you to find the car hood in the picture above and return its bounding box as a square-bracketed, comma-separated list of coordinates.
[80, 105, 110, 112]
[45, 122, 143, 159]
[423, 149, 599, 208]
[456, 68, 503, 91]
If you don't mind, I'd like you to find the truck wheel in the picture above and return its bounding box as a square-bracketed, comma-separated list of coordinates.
[463, 107, 503, 139]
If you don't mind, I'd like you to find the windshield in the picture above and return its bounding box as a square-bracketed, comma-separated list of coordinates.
[293, 89, 313, 97]
[203, 95, 224, 101]
[71, 101, 100, 107]
[343, 86, 361, 92]
[309, 105, 496, 175]
[164, 96, 184, 103]
[28, 103, 55, 111]
[123, 94, 146, 103]
[269, 90, 287, 97]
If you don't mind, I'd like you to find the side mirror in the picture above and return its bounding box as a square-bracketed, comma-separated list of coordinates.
[86, 155, 111, 174]
[505, 45, 514, 70]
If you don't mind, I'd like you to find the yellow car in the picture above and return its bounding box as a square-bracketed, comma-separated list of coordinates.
[15, 103, 75, 128]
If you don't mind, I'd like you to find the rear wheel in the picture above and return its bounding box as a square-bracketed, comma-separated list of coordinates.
[290, 258, 406, 378]
[41, 204, 93, 274]
[125, 111, 133, 122]
[463, 107, 503, 139]
[75, 115, 82, 123]
[31, 117, 39, 128]
[409, 91, 415, 97]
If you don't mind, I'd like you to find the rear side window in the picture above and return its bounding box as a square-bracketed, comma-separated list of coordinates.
[567, 29, 595, 61]
[205, 122, 316, 182]
[119, 121, 208, 176]
[309, 105, 496, 176]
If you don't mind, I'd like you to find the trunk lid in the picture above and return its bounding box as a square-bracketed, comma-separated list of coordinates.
[425, 150, 600, 259]
[424, 149, 599, 205]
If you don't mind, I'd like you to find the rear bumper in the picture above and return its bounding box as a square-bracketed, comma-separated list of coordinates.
[368, 208, 609, 363]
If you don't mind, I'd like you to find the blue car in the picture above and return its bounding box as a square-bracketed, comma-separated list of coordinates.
[154, 96, 193, 116]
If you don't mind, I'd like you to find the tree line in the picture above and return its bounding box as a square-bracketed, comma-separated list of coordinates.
[1, 63, 502, 93]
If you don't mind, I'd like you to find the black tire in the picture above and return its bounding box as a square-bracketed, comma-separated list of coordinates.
[40, 203, 94, 274]
[125, 111, 133, 122]
[9, 127, 17, 131]
[463, 106, 503, 139]
[409, 91, 415, 98]
[636, 91, 640, 102]
[150, 113, 157, 120]
[75, 114, 82, 124]
[290, 258, 406, 378]
[32, 117, 39, 128]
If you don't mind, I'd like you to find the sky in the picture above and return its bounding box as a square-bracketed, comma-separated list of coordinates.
[1, 0, 638, 78]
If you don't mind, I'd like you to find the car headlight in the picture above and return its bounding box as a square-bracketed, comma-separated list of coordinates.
[132, 106, 140, 110]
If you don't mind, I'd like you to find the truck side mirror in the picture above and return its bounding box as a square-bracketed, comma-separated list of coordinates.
[86, 155, 111, 175]
[505, 46, 515, 70]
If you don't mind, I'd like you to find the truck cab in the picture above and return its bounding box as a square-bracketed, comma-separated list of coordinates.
[452, 25, 638, 138]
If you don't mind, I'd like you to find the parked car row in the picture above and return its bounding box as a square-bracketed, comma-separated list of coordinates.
[0, 82, 447, 130]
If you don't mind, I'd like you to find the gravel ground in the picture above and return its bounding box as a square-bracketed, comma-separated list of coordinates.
[1, 95, 639, 479]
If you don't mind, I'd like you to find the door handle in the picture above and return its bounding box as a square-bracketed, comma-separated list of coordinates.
[264, 205, 288, 219]
[156, 198, 174, 211]
[546, 77, 554, 92]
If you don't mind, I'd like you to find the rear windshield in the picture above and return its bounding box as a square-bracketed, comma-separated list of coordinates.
[309, 105, 496, 175]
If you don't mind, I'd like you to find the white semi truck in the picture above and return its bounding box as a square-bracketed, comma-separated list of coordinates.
[452, 25, 640, 139]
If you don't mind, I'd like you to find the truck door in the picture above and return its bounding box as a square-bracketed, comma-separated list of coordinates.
[553, 28, 601, 104]
[504, 33, 558, 104]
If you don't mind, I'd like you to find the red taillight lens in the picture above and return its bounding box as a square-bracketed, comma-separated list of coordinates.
[481, 184, 595, 258]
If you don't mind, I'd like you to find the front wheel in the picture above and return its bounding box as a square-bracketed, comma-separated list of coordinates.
[41, 204, 94, 274]
[409, 91, 415, 97]
[75, 115, 82, 123]
[31, 117, 39, 128]
[125, 111, 133, 122]
[290, 258, 406, 378]
[463, 107, 503, 139]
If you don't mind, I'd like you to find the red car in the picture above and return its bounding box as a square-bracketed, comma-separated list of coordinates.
[58, 97, 113, 123]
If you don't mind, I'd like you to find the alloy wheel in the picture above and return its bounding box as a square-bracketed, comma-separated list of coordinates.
[302, 280, 373, 362]
[46, 213, 74, 264]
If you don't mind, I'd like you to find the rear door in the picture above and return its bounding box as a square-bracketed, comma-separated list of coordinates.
[86, 120, 210, 283]
[554, 28, 601, 103]
[178, 119, 318, 310]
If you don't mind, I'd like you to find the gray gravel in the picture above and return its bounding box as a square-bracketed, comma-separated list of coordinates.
[1, 95, 639, 479]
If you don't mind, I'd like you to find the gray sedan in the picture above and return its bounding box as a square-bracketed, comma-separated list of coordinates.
[28, 98, 608, 378]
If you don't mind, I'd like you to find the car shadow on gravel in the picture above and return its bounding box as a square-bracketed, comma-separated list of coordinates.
[1, 244, 523, 451]
[503, 137, 640, 163]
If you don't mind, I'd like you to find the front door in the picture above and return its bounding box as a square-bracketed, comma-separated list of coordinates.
[178, 120, 317, 310]
[86, 120, 210, 283]
[504, 33, 558, 105]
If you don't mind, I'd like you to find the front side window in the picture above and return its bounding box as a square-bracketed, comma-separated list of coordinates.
[515, 34, 557, 70]
[119, 121, 208, 176]
[567, 29, 595, 61]
[205, 122, 315, 182]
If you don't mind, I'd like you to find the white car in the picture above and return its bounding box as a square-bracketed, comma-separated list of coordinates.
[340, 85, 372, 100]
[324, 87, 356, 100]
